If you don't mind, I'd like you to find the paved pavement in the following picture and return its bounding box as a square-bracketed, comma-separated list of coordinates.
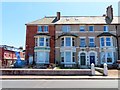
[1, 80, 119, 88]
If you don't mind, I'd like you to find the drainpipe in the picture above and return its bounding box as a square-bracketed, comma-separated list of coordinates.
[115, 25, 120, 60]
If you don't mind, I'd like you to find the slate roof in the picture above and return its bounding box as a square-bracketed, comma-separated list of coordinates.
[26, 16, 120, 25]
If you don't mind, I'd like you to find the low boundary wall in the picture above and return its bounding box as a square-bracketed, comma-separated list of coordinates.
[1, 69, 91, 75]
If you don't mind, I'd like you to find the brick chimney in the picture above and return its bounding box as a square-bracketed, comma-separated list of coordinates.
[57, 12, 60, 20]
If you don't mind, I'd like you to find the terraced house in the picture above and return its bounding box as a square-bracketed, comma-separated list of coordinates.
[25, 12, 120, 68]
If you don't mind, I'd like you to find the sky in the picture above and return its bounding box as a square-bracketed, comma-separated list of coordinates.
[1, 2, 118, 49]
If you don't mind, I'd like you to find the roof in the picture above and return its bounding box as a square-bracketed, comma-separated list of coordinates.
[97, 32, 116, 37]
[26, 16, 120, 25]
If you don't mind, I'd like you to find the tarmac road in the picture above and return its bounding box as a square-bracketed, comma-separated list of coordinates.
[0, 79, 119, 88]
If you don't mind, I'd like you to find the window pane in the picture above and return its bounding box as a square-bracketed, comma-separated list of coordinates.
[80, 38, 86, 47]
[37, 52, 44, 62]
[61, 38, 64, 46]
[106, 38, 111, 46]
[89, 26, 94, 31]
[100, 38, 104, 46]
[45, 52, 49, 63]
[44, 26, 48, 32]
[62, 25, 70, 32]
[66, 52, 71, 62]
[46, 38, 50, 47]
[39, 37, 44, 46]
[66, 37, 71, 46]
[104, 26, 108, 32]
[80, 26, 85, 31]
[35, 38, 38, 46]
[72, 52, 75, 62]
[101, 52, 106, 63]
[61, 52, 64, 62]
[72, 38, 75, 46]
[89, 38, 95, 47]
[107, 52, 112, 63]
[38, 26, 42, 32]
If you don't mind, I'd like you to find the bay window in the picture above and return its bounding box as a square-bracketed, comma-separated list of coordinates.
[100, 37, 112, 47]
[36, 52, 49, 64]
[61, 37, 75, 47]
[106, 37, 111, 46]
[39, 38, 44, 46]
[66, 37, 71, 46]
[35, 37, 50, 47]
[61, 52, 76, 63]
[100, 52, 113, 64]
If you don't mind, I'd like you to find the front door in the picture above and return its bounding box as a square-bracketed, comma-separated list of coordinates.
[90, 56, 95, 65]
[80, 53, 86, 65]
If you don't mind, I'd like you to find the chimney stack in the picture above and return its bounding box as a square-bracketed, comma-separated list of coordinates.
[57, 12, 60, 20]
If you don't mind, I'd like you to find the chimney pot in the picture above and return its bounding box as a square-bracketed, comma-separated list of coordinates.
[57, 12, 60, 20]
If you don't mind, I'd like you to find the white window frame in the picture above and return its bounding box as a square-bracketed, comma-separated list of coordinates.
[100, 36, 112, 47]
[103, 25, 109, 32]
[62, 25, 71, 33]
[44, 25, 49, 32]
[36, 36, 50, 47]
[61, 51, 76, 64]
[80, 26, 85, 32]
[38, 26, 42, 33]
[89, 37, 95, 47]
[61, 36, 75, 47]
[89, 25, 94, 32]
[80, 37, 86, 47]
[36, 51, 49, 64]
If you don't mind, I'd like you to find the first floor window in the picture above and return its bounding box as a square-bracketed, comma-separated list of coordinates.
[39, 37, 44, 46]
[66, 37, 71, 46]
[106, 37, 111, 46]
[89, 38, 95, 47]
[100, 38, 104, 47]
[72, 38, 75, 46]
[80, 38, 86, 47]
[89, 26, 94, 32]
[61, 38, 64, 46]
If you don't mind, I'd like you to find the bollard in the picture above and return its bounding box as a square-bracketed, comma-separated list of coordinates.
[103, 63, 108, 76]
[91, 63, 95, 76]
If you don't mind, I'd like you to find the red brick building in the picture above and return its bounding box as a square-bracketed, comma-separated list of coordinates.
[25, 17, 56, 65]
[0, 45, 25, 67]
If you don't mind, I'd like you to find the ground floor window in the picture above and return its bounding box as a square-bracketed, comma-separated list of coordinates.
[35, 51, 49, 64]
[100, 52, 114, 64]
[60, 52, 75, 63]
